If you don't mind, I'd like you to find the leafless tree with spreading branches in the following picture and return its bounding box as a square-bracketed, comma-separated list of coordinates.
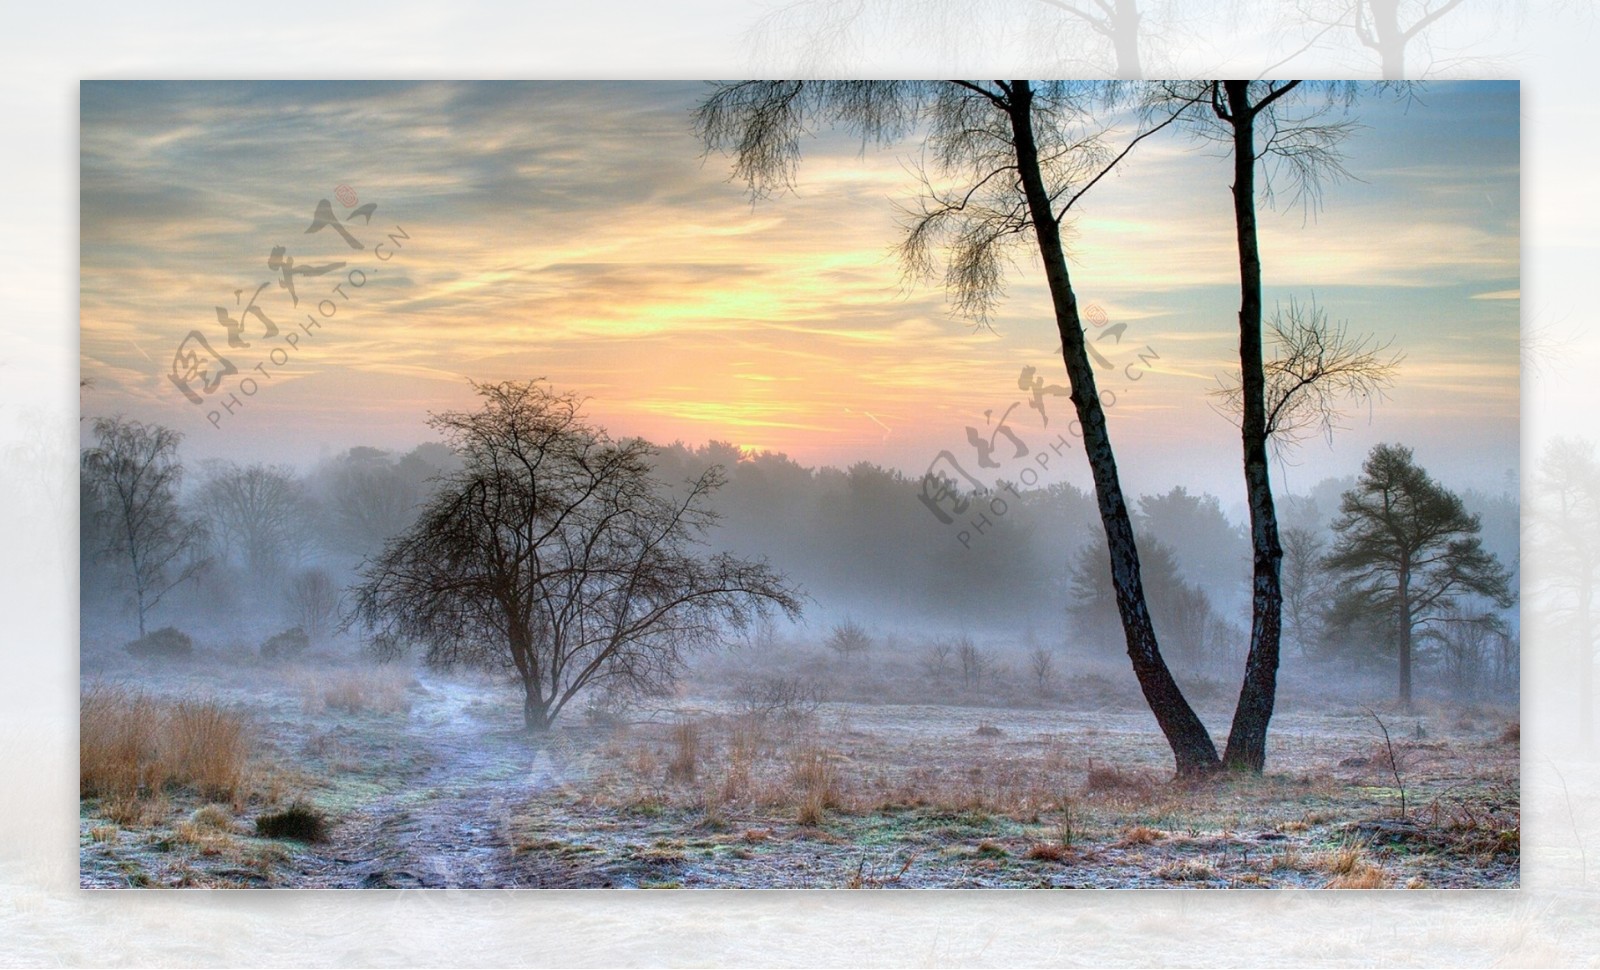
[1213, 298, 1401, 454]
[81, 417, 209, 637]
[348, 381, 803, 732]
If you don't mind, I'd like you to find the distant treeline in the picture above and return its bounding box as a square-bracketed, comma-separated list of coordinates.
[79, 427, 1519, 695]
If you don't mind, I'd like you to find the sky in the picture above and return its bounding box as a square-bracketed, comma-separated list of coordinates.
[79, 80, 1520, 510]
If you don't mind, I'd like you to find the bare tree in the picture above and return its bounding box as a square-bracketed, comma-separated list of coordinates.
[825, 618, 874, 661]
[349, 381, 803, 732]
[923, 640, 955, 683]
[1285, 0, 1522, 78]
[1213, 299, 1401, 456]
[1031, 0, 1157, 77]
[1157, 80, 1400, 770]
[1533, 436, 1600, 751]
[698, 80, 1222, 775]
[956, 634, 989, 691]
[195, 461, 313, 579]
[81, 417, 208, 636]
[1028, 643, 1058, 694]
[312, 445, 449, 559]
[284, 567, 342, 645]
[745, 0, 1205, 79]
[1426, 601, 1508, 698]
[1279, 525, 1332, 657]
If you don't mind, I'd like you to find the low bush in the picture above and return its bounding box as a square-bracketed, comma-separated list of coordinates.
[125, 627, 193, 661]
[260, 627, 310, 663]
[254, 801, 330, 842]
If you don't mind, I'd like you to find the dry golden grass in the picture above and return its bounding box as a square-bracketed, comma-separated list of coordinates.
[1115, 824, 1164, 847]
[1324, 842, 1366, 875]
[593, 716, 1157, 826]
[81, 686, 163, 798]
[297, 666, 412, 716]
[719, 718, 762, 803]
[174, 819, 236, 856]
[166, 701, 248, 799]
[190, 803, 236, 832]
[1157, 857, 1218, 882]
[81, 685, 249, 807]
[667, 720, 701, 782]
[1326, 865, 1388, 888]
[791, 746, 839, 826]
[1084, 762, 1157, 798]
[1318, 841, 1390, 888]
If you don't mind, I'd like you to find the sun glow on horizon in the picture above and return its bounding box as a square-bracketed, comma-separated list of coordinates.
[79, 81, 1520, 499]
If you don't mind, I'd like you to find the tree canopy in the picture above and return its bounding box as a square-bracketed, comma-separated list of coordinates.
[1324, 442, 1513, 706]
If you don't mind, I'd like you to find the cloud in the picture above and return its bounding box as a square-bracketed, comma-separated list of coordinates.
[79, 81, 1519, 484]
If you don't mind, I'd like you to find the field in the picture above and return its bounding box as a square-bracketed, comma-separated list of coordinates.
[78, 641, 1519, 890]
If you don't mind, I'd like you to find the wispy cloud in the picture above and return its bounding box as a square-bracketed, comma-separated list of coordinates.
[80, 81, 1519, 493]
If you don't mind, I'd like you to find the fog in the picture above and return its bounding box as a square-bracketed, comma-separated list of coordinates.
[79, 422, 1522, 708]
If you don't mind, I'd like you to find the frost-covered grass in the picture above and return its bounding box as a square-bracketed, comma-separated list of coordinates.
[78, 643, 1519, 889]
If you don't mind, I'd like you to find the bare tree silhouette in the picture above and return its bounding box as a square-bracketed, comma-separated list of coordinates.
[81, 417, 209, 636]
[1534, 436, 1600, 754]
[744, 0, 1208, 79]
[350, 382, 802, 732]
[1286, 0, 1522, 78]
[1157, 80, 1401, 769]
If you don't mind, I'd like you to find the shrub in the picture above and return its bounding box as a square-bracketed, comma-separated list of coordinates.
[1083, 762, 1156, 798]
[731, 675, 825, 723]
[825, 619, 873, 660]
[955, 636, 987, 690]
[284, 568, 341, 643]
[125, 627, 193, 661]
[1115, 825, 1163, 846]
[254, 801, 329, 842]
[260, 627, 310, 663]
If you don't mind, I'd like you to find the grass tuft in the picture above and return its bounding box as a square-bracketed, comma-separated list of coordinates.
[254, 801, 330, 842]
[298, 666, 412, 716]
[81, 685, 249, 806]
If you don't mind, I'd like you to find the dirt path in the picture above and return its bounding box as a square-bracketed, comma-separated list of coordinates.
[303, 674, 578, 888]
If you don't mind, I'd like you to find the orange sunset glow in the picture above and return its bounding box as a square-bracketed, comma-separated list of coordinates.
[81, 81, 1518, 502]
